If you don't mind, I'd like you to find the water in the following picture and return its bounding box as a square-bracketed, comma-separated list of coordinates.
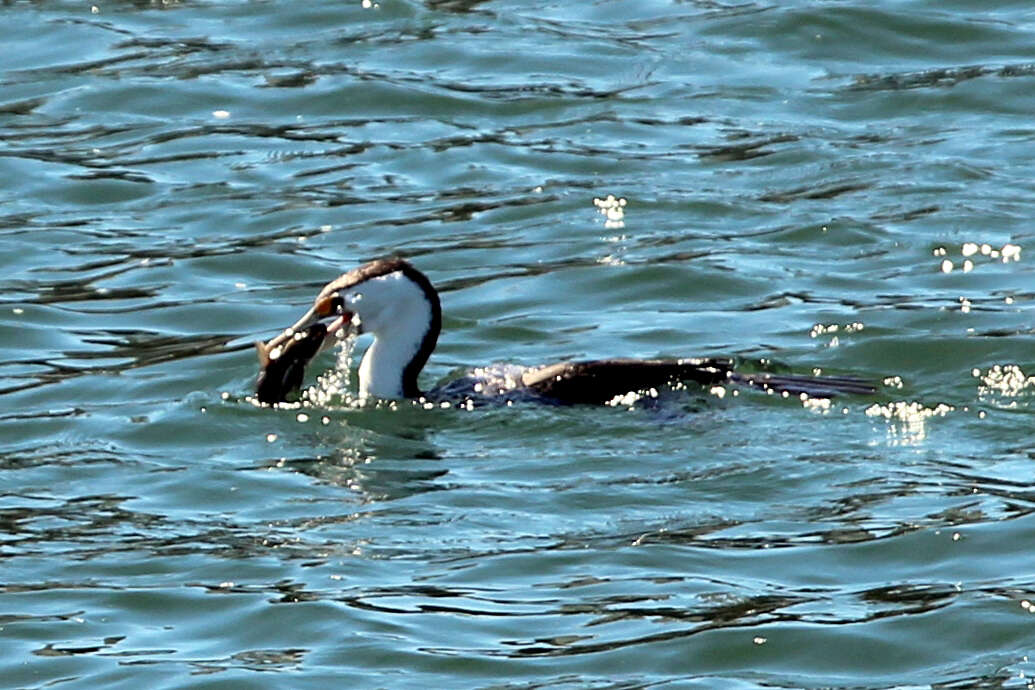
[3, 0, 1035, 687]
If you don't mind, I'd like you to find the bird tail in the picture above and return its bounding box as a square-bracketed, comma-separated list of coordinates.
[729, 371, 876, 398]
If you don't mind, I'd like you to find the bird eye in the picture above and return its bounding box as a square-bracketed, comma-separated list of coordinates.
[316, 293, 346, 316]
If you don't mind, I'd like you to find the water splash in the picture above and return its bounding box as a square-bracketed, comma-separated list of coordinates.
[593, 194, 627, 230]
[302, 331, 358, 408]
[975, 364, 1035, 408]
[865, 400, 955, 445]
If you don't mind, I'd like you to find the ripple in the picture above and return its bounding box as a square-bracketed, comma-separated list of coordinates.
[849, 62, 1035, 92]
[3, 0, 1035, 687]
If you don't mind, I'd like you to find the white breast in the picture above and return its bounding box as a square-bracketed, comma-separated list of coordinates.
[346, 271, 435, 400]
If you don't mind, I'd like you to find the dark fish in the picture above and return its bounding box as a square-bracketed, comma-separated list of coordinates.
[255, 323, 328, 404]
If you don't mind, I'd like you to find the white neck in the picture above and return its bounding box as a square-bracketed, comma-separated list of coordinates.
[348, 271, 437, 400]
[358, 326, 424, 399]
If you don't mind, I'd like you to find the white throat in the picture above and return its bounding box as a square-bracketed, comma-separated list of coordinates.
[347, 271, 436, 400]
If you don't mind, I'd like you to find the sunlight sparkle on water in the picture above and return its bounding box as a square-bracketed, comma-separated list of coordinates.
[865, 400, 954, 445]
[801, 394, 832, 414]
[974, 364, 1035, 405]
[810, 322, 863, 348]
[593, 194, 627, 229]
[606, 387, 658, 408]
[935, 242, 1021, 273]
[882, 376, 904, 389]
[303, 331, 358, 407]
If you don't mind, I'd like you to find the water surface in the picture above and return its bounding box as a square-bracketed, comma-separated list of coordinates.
[3, 1, 1035, 687]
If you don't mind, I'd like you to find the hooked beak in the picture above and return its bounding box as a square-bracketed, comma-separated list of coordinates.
[265, 294, 355, 354]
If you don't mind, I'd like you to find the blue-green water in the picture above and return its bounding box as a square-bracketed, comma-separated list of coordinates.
[3, 1, 1035, 687]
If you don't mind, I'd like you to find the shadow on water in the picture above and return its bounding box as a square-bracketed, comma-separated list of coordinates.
[847, 62, 1035, 92]
[241, 444, 449, 502]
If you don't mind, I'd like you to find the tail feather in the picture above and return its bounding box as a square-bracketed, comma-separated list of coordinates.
[730, 372, 876, 398]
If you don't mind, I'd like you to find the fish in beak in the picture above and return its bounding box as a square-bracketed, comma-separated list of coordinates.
[255, 294, 356, 404]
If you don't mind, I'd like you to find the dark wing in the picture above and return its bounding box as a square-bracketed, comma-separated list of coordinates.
[521, 358, 733, 405]
[521, 358, 875, 405]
